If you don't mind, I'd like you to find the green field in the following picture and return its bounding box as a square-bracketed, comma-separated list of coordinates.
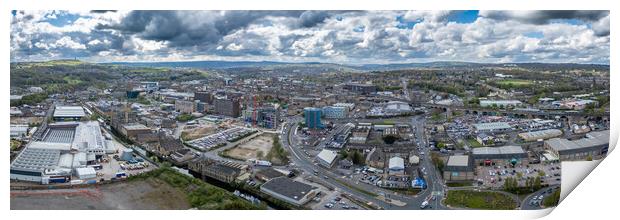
[445, 190, 517, 210]
[127, 167, 265, 210]
[466, 138, 483, 148]
[495, 79, 533, 86]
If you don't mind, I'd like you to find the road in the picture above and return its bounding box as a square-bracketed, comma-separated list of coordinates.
[520, 186, 560, 210]
[280, 115, 448, 210]
[409, 115, 447, 209]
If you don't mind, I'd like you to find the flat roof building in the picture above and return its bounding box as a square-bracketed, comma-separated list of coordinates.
[388, 156, 405, 175]
[472, 145, 528, 166]
[518, 129, 563, 142]
[10, 121, 109, 183]
[316, 149, 338, 168]
[480, 100, 523, 108]
[260, 177, 320, 206]
[544, 130, 609, 161]
[443, 155, 474, 182]
[474, 122, 512, 133]
[53, 106, 86, 121]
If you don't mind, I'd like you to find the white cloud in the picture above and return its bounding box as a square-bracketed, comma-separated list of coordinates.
[10, 10, 610, 64]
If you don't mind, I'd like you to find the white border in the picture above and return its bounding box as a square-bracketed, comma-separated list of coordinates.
[2, 1, 617, 220]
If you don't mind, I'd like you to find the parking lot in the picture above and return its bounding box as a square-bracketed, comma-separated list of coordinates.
[475, 162, 561, 188]
[186, 127, 256, 151]
[310, 189, 362, 210]
[98, 140, 156, 181]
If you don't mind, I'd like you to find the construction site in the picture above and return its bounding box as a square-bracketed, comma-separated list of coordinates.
[223, 133, 275, 161]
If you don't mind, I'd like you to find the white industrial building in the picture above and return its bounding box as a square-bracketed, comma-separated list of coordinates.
[10, 124, 29, 138]
[544, 130, 609, 161]
[479, 100, 522, 108]
[53, 106, 86, 120]
[388, 157, 405, 175]
[75, 167, 97, 180]
[10, 121, 115, 183]
[316, 149, 338, 168]
[474, 122, 512, 133]
[518, 129, 563, 142]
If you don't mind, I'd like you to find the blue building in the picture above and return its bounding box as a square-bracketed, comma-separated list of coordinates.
[322, 106, 347, 119]
[304, 107, 323, 129]
[196, 101, 207, 113]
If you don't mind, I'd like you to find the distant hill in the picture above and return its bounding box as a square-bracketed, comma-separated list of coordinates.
[105, 60, 609, 72]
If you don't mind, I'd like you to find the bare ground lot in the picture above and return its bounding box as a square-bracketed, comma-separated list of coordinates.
[11, 178, 190, 210]
[10, 116, 44, 125]
[224, 134, 274, 161]
[181, 124, 219, 141]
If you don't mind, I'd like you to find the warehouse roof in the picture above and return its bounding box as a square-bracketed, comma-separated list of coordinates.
[545, 130, 609, 154]
[75, 167, 96, 177]
[261, 177, 317, 202]
[317, 149, 338, 165]
[445, 155, 473, 172]
[10, 147, 61, 172]
[473, 146, 527, 159]
[446, 155, 470, 167]
[388, 157, 405, 170]
[474, 122, 511, 131]
[518, 129, 563, 141]
[123, 123, 150, 130]
[53, 106, 86, 118]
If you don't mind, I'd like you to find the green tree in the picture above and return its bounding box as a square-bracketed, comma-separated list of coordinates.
[339, 149, 349, 159]
[382, 135, 399, 144]
[533, 176, 541, 190]
[543, 190, 561, 207]
[351, 150, 365, 165]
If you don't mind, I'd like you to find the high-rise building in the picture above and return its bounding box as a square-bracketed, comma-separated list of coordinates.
[304, 107, 323, 129]
[215, 98, 241, 117]
[194, 91, 214, 104]
[322, 106, 347, 119]
[196, 101, 207, 113]
[175, 100, 196, 114]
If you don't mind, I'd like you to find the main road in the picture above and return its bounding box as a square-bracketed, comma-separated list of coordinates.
[280, 115, 448, 210]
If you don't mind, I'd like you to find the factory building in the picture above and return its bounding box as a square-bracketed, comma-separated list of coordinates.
[479, 100, 523, 108]
[316, 149, 338, 168]
[473, 122, 512, 134]
[260, 177, 320, 206]
[544, 130, 609, 161]
[53, 106, 86, 121]
[518, 129, 563, 142]
[472, 145, 528, 166]
[388, 157, 405, 175]
[10, 121, 114, 183]
[443, 155, 474, 182]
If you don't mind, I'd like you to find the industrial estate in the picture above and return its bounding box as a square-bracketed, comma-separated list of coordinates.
[9, 10, 610, 211]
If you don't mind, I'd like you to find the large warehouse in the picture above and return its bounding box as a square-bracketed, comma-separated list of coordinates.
[316, 149, 338, 168]
[10, 121, 115, 183]
[473, 122, 512, 134]
[544, 130, 609, 161]
[518, 129, 563, 142]
[260, 177, 320, 206]
[53, 106, 86, 121]
[472, 145, 528, 166]
[443, 155, 474, 182]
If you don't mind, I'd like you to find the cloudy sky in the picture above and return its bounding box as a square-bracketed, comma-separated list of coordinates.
[10, 10, 610, 64]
